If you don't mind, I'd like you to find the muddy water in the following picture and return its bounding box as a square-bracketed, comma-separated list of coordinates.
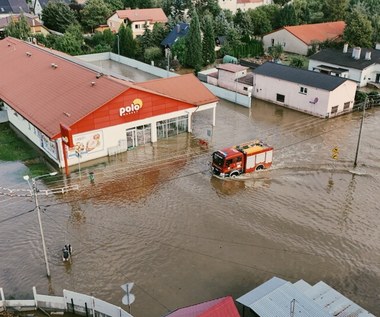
[1, 69, 380, 316]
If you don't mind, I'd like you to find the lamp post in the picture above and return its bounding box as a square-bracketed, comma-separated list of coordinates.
[165, 47, 171, 78]
[23, 172, 58, 277]
[353, 97, 367, 168]
[117, 34, 120, 60]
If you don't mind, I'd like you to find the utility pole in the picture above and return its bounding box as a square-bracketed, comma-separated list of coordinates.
[23, 172, 79, 278]
[353, 98, 366, 168]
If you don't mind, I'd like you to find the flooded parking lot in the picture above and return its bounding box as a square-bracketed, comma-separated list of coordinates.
[1, 61, 380, 317]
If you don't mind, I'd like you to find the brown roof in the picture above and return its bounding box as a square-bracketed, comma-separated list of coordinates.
[283, 21, 346, 45]
[136, 74, 219, 106]
[0, 37, 217, 139]
[116, 8, 168, 23]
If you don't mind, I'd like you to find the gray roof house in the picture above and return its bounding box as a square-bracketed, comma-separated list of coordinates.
[237, 277, 375, 317]
[252, 62, 357, 117]
[0, 0, 29, 13]
[308, 44, 380, 88]
[161, 23, 189, 48]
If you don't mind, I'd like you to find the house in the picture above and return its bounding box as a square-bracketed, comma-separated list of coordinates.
[252, 62, 357, 118]
[309, 44, 380, 87]
[237, 277, 375, 317]
[218, 0, 272, 14]
[0, 0, 29, 14]
[107, 8, 168, 37]
[201, 63, 253, 96]
[164, 296, 240, 317]
[161, 22, 189, 48]
[0, 37, 218, 169]
[0, 13, 49, 37]
[263, 21, 346, 56]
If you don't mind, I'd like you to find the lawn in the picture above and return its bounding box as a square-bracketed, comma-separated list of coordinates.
[0, 123, 54, 176]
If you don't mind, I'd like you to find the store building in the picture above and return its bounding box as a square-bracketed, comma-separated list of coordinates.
[0, 37, 218, 169]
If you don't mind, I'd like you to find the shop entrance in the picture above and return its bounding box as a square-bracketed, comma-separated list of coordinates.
[157, 115, 188, 140]
[126, 124, 152, 149]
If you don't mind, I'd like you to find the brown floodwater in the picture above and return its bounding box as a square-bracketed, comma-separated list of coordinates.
[1, 62, 379, 317]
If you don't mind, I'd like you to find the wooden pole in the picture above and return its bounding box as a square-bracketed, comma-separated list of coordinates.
[353, 98, 366, 168]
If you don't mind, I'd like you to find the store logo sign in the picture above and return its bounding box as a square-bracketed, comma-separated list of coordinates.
[120, 98, 143, 116]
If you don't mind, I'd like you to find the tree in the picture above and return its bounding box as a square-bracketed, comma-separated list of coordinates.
[81, 0, 111, 32]
[54, 24, 84, 55]
[268, 44, 283, 60]
[5, 14, 31, 40]
[116, 24, 136, 58]
[171, 36, 187, 65]
[248, 9, 272, 37]
[184, 9, 203, 72]
[192, 0, 220, 17]
[213, 10, 232, 36]
[220, 26, 242, 56]
[144, 46, 163, 63]
[322, 0, 349, 22]
[277, 3, 298, 27]
[343, 9, 373, 47]
[151, 23, 168, 47]
[103, 0, 124, 11]
[289, 56, 305, 68]
[202, 15, 216, 66]
[41, 1, 77, 33]
[234, 9, 253, 40]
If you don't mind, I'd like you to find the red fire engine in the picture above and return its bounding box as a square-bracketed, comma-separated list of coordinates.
[211, 140, 273, 178]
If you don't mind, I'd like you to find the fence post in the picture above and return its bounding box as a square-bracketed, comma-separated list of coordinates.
[71, 298, 75, 314]
[33, 287, 38, 309]
[0, 288, 6, 311]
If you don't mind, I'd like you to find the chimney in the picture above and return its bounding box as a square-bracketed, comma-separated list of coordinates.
[343, 43, 348, 53]
[352, 47, 361, 60]
[365, 51, 371, 60]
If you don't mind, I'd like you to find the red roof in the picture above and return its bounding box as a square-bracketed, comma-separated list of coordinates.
[135, 74, 219, 106]
[0, 38, 217, 139]
[116, 8, 168, 23]
[164, 296, 240, 317]
[283, 21, 346, 45]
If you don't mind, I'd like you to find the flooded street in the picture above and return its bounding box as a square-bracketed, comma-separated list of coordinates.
[1, 61, 380, 317]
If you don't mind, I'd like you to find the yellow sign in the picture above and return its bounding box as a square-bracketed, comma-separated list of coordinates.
[332, 146, 339, 153]
[332, 153, 338, 160]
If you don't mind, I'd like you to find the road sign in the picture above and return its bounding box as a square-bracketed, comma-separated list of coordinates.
[121, 282, 135, 305]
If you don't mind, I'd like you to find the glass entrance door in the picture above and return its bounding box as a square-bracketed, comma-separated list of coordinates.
[126, 129, 136, 149]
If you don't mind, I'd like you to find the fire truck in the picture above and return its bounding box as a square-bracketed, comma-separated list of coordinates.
[211, 140, 273, 178]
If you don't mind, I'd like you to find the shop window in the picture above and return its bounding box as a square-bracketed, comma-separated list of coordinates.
[276, 94, 285, 103]
[331, 106, 338, 114]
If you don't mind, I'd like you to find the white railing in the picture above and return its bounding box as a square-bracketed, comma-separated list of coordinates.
[0, 287, 133, 317]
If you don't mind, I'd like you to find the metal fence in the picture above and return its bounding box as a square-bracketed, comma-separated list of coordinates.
[0, 287, 133, 317]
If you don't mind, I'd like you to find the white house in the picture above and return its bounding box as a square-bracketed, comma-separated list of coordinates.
[309, 44, 380, 88]
[218, 0, 272, 14]
[252, 62, 357, 118]
[107, 8, 168, 37]
[262, 21, 345, 56]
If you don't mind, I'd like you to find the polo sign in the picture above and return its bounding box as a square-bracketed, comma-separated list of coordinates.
[120, 98, 143, 116]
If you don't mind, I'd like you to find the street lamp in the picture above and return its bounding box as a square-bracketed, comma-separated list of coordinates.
[116, 34, 120, 60]
[23, 171, 58, 277]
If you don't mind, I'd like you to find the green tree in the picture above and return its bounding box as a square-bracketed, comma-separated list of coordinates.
[248, 9, 272, 37]
[214, 10, 232, 36]
[171, 36, 187, 65]
[103, 0, 124, 11]
[151, 23, 168, 47]
[234, 9, 253, 40]
[81, 0, 111, 32]
[5, 14, 31, 40]
[220, 26, 242, 56]
[192, 0, 220, 17]
[268, 43, 283, 60]
[322, 0, 348, 21]
[289, 56, 305, 68]
[144, 46, 163, 63]
[184, 9, 203, 72]
[277, 3, 298, 27]
[202, 15, 216, 66]
[41, 1, 77, 33]
[255, 4, 280, 29]
[343, 9, 373, 47]
[54, 24, 84, 55]
[115, 24, 136, 57]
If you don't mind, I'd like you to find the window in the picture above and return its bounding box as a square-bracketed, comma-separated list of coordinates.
[299, 87, 308, 94]
[276, 94, 285, 103]
[135, 24, 140, 29]
[343, 102, 350, 110]
[331, 106, 338, 114]
[243, 87, 248, 91]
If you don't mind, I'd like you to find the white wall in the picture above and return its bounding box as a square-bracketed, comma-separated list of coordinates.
[252, 74, 356, 117]
[4, 103, 60, 164]
[263, 29, 309, 55]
